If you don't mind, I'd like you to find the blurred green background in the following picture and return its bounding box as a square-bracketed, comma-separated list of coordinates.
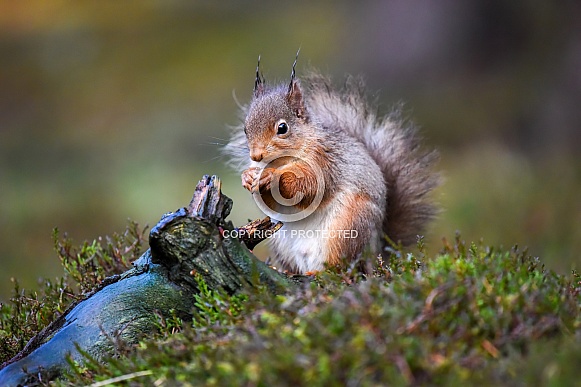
[1, 1, 580, 302]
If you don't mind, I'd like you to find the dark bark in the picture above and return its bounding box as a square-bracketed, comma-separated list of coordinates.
[0, 175, 295, 386]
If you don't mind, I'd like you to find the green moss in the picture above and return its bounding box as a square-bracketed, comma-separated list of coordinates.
[2, 227, 580, 386]
[54, 220, 147, 293]
[191, 273, 248, 328]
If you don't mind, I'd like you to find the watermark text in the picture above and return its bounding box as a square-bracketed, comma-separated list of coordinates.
[223, 229, 358, 239]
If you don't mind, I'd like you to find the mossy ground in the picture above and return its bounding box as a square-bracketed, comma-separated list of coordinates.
[1, 225, 580, 386]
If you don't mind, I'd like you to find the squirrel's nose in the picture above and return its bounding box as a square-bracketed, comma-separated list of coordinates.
[250, 150, 264, 162]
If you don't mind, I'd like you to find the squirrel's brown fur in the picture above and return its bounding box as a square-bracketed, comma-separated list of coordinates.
[225, 63, 439, 273]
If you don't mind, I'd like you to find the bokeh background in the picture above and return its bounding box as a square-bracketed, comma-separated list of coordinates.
[1, 1, 580, 302]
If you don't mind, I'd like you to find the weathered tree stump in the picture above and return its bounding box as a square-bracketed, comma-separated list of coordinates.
[0, 175, 295, 386]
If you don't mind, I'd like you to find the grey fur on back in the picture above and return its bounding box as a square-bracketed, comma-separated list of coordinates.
[304, 72, 440, 246]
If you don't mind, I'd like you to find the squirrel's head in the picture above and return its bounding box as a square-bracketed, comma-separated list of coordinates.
[243, 55, 311, 163]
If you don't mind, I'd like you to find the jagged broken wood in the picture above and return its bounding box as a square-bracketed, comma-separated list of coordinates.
[235, 216, 283, 251]
[0, 175, 294, 386]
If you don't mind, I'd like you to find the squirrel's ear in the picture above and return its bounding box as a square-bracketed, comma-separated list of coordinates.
[286, 49, 306, 119]
[287, 79, 306, 119]
[254, 80, 265, 98]
[253, 55, 265, 97]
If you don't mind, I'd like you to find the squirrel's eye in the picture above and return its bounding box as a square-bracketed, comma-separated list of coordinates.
[277, 120, 289, 135]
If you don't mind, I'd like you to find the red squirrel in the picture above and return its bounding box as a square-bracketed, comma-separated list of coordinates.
[225, 55, 439, 273]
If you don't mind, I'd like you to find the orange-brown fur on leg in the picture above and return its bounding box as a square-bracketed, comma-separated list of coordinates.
[325, 192, 379, 267]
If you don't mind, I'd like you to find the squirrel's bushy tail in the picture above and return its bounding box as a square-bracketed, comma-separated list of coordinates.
[305, 73, 440, 247]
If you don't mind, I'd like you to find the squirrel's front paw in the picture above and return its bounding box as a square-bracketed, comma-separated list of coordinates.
[241, 167, 259, 192]
[242, 167, 277, 194]
[254, 167, 276, 194]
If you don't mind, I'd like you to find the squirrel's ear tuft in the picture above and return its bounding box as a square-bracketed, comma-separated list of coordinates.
[286, 49, 306, 119]
[287, 79, 306, 119]
[254, 55, 265, 98]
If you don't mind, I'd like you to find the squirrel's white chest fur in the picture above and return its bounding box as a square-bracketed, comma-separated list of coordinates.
[268, 208, 330, 273]
[267, 190, 361, 273]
